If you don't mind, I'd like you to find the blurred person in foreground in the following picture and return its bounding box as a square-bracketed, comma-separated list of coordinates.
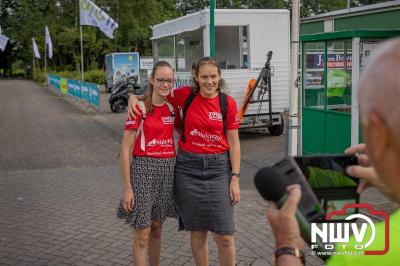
[266, 39, 400, 265]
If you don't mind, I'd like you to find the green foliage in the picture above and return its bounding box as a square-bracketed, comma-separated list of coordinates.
[33, 68, 46, 85]
[46, 69, 105, 85]
[1, 0, 177, 74]
[53, 70, 81, 81]
[84, 69, 106, 84]
[12, 69, 25, 77]
[307, 167, 357, 188]
[0, 0, 391, 76]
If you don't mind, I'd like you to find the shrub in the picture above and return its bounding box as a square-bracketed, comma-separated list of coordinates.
[33, 69, 46, 85]
[84, 69, 106, 84]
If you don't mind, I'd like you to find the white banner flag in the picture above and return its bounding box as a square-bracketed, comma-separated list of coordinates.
[32, 38, 41, 59]
[45, 26, 53, 59]
[0, 34, 9, 52]
[79, 0, 118, 39]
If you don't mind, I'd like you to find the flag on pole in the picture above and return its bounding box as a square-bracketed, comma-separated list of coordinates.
[0, 35, 8, 51]
[32, 37, 41, 59]
[0, 34, 9, 51]
[79, 0, 118, 39]
[45, 26, 53, 59]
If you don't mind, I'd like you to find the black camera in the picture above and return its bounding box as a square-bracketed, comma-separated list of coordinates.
[273, 155, 359, 221]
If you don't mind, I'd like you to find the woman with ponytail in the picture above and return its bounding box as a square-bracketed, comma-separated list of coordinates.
[118, 61, 178, 265]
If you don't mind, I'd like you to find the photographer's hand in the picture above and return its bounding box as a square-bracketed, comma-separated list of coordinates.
[345, 144, 395, 201]
[266, 185, 304, 266]
[345, 143, 371, 166]
[345, 143, 378, 193]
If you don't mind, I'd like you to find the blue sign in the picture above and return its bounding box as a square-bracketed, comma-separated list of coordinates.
[307, 54, 352, 69]
[68, 79, 81, 98]
[47, 74, 100, 108]
[48, 74, 60, 90]
[88, 83, 100, 107]
[80, 82, 91, 103]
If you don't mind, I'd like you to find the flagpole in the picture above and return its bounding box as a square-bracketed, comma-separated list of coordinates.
[80, 26, 84, 82]
[44, 35, 47, 86]
[33, 54, 36, 80]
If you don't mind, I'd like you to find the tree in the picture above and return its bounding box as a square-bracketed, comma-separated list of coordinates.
[0, 0, 395, 74]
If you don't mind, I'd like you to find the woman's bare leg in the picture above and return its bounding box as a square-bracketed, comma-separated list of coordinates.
[191, 230, 209, 266]
[133, 228, 151, 266]
[149, 221, 162, 266]
[212, 233, 235, 266]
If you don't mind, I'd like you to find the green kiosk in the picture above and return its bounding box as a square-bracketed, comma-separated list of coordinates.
[300, 1, 400, 154]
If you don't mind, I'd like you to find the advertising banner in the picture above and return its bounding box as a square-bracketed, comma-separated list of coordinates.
[47, 74, 100, 108]
[68, 79, 81, 98]
[306, 54, 352, 69]
[60, 78, 68, 95]
[48, 74, 60, 90]
[80, 82, 91, 103]
[87, 83, 100, 107]
[113, 53, 140, 84]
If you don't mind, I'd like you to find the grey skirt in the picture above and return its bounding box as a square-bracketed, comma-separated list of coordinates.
[118, 156, 177, 229]
[174, 150, 235, 235]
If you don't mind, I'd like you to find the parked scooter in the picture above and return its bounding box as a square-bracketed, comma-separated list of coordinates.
[109, 73, 140, 113]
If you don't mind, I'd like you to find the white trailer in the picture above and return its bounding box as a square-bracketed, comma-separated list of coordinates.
[151, 9, 290, 134]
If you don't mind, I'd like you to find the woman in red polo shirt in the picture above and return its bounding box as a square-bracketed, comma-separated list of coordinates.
[118, 61, 178, 266]
[128, 57, 241, 266]
[171, 57, 240, 266]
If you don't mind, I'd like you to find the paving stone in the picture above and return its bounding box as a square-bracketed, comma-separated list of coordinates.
[1, 80, 396, 265]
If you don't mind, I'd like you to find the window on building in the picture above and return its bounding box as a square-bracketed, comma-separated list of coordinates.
[303, 42, 325, 109]
[153, 36, 175, 68]
[215, 25, 249, 69]
[175, 29, 204, 72]
[326, 40, 352, 113]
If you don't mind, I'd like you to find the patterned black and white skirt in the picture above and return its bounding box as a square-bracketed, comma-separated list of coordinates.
[117, 156, 177, 229]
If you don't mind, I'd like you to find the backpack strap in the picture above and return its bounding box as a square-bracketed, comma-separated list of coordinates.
[165, 101, 175, 118]
[181, 92, 196, 143]
[219, 92, 228, 135]
[135, 101, 146, 151]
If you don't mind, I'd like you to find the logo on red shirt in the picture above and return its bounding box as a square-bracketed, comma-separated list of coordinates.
[208, 112, 222, 121]
[190, 129, 222, 142]
[162, 116, 174, 124]
[147, 138, 174, 146]
[125, 119, 136, 126]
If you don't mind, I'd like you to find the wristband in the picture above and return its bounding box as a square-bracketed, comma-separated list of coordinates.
[231, 172, 240, 178]
[274, 247, 305, 265]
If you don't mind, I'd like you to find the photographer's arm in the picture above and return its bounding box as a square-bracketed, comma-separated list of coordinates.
[345, 144, 395, 199]
[266, 185, 304, 266]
